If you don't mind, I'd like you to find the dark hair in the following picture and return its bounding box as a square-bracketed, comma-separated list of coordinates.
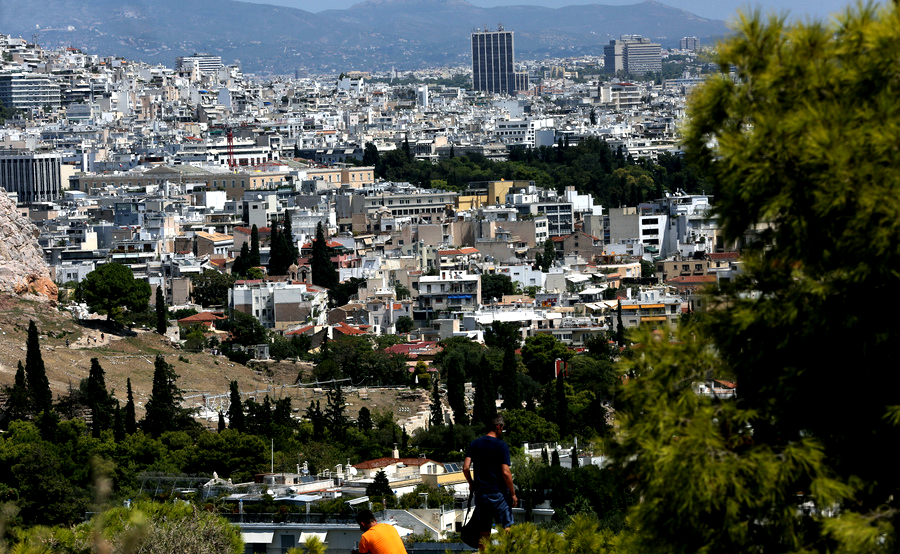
[355, 509, 376, 524]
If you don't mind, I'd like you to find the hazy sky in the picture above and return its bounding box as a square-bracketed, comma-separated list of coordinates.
[239, 0, 867, 22]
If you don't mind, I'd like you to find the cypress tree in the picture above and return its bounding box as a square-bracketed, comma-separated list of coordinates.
[86, 357, 113, 437]
[555, 373, 568, 438]
[124, 378, 136, 435]
[155, 286, 167, 335]
[324, 384, 348, 441]
[249, 224, 261, 267]
[445, 352, 468, 426]
[113, 401, 125, 441]
[430, 378, 443, 427]
[217, 411, 226, 432]
[142, 355, 190, 437]
[227, 380, 245, 432]
[616, 301, 625, 346]
[501, 343, 521, 409]
[311, 222, 337, 290]
[25, 320, 52, 415]
[282, 212, 299, 262]
[2, 361, 30, 427]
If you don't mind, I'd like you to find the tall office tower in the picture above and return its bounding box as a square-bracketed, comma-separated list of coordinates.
[680, 36, 699, 51]
[604, 35, 662, 75]
[471, 26, 517, 94]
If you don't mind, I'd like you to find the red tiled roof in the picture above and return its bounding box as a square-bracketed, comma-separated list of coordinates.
[333, 321, 367, 336]
[286, 325, 315, 336]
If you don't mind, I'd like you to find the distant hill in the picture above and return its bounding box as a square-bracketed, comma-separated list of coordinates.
[0, 0, 728, 73]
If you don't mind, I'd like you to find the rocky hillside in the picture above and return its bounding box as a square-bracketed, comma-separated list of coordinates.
[0, 189, 57, 302]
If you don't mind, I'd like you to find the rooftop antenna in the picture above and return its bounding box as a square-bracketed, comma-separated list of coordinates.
[497, 23, 504, 31]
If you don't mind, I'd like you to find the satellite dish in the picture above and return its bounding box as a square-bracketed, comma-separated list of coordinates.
[349, 467, 358, 476]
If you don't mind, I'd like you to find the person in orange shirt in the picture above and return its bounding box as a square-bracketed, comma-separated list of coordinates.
[353, 510, 408, 554]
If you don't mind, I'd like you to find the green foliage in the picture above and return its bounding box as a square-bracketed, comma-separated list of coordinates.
[521, 334, 571, 384]
[324, 383, 348, 441]
[395, 315, 414, 334]
[85, 358, 115, 437]
[25, 320, 52, 415]
[155, 286, 167, 334]
[249, 224, 261, 267]
[97, 500, 244, 554]
[481, 274, 515, 303]
[311, 222, 338, 292]
[190, 270, 236, 308]
[329, 277, 364, 308]
[366, 469, 395, 505]
[78, 264, 151, 325]
[398, 483, 454, 510]
[227, 380, 245, 432]
[2, 361, 31, 428]
[601, 6, 900, 554]
[222, 310, 267, 346]
[502, 409, 559, 446]
[430, 378, 443, 427]
[142, 355, 195, 437]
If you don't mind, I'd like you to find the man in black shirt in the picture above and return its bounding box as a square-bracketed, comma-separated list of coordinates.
[463, 414, 517, 549]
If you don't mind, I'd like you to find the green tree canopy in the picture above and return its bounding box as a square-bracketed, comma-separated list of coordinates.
[78, 263, 151, 325]
[142, 355, 194, 437]
[612, 6, 900, 554]
[481, 273, 515, 304]
[191, 270, 236, 308]
[25, 320, 52, 415]
[311, 222, 338, 293]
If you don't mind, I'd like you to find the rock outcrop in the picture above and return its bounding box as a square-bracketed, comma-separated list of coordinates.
[0, 188, 58, 303]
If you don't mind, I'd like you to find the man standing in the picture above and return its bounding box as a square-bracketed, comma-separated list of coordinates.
[463, 414, 517, 548]
[353, 510, 408, 554]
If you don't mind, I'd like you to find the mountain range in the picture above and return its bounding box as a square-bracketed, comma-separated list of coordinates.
[0, 0, 729, 74]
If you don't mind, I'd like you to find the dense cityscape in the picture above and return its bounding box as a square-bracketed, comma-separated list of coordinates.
[0, 1, 897, 552]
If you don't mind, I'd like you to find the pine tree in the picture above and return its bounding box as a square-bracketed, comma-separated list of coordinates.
[124, 378, 136, 435]
[25, 320, 52, 414]
[227, 380, 245, 432]
[155, 286, 167, 335]
[366, 469, 395, 507]
[430, 378, 443, 427]
[612, 6, 900, 552]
